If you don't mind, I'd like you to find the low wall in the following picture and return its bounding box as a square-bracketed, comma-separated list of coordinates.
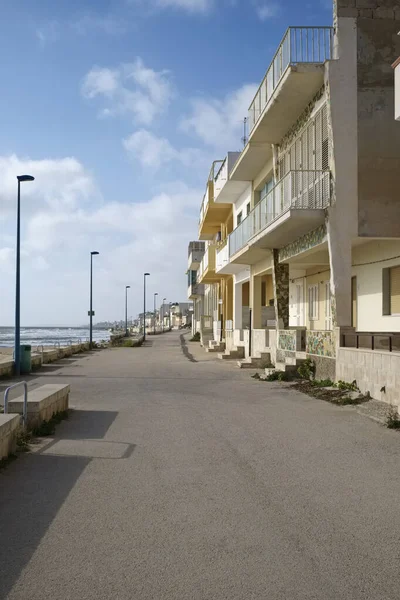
[0, 414, 20, 460]
[8, 383, 70, 429]
[0, 358, 14, 378]
[337, 348, 400, 408]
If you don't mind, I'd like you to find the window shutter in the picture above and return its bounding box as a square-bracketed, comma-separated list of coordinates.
[390, 266, 400, 314]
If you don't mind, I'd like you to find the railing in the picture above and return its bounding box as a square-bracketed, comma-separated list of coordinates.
[247, 27, 334, 137]
[188, 241, 205, 256]
[229, 170, 330, 257]
[341, 332, 400, 353]
[3, 382, 28, 428]
[216, 240, 229, 272]
[199, 160, 224, 225]
[198, 244, 216, 279]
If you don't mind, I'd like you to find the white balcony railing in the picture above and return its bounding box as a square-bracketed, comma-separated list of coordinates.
[199, 160, 224, 225]
[246, 27, 334, 139]
[216, 242, 229, 272]
[229, 170, 330, 257]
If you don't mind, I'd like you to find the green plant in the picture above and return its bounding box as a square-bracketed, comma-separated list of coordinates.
[336, 380, 359, 392]
[386, 405, 400, 430]
[310, 379, 334, 388]
[33, 410, 69, 437]
[16, 429, 32, 452]
[297, 358, 315, 381]
[266, 370, 288, 382]
[190, 332, 201, 342]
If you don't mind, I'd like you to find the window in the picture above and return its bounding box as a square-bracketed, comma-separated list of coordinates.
[246, 202, 251, 215]
[260, 178, 274, 202]
[237, 211, 243, 226]
[308, 284, 319, 321]
[383, 266, 400, 315]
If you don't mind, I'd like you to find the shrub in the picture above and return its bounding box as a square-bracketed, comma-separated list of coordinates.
[336, 380, 359, 392]
[190, 332, 201, 342]
[297, 358, 315, 381]
[266, 370, 288, 382]
[386, 405, 400, 430]
[310, 379, 334, 388]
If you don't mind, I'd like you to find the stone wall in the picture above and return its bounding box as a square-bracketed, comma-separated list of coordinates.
[306, 330, 335, 358]
[337, 347, 400, 408]
[272, 249, 289, 328]
[336, 1, 400, 20]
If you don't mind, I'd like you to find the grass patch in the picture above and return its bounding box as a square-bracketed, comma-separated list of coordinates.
[310, 379, 334, 388]
[386, 405, 400, 430]
[33, 410, 69, 437]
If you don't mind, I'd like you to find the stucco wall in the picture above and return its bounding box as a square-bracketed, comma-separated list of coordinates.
[352, 239, 400, 332]
[395, 62, 400, 121]
[337, 347, 400, 409]
[234, 184, 252, 225]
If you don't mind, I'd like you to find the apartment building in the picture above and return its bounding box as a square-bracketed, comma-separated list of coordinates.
[187, 241, 205, 336]
[189, 0, 400, 404]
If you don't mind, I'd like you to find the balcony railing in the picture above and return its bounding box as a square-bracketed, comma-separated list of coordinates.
[199, 160, 224, 225]
[199, 244, 217, 280]
[216, 241, 229, 272]
[229, 170, 330, 257]
[246, 27, 333, 139]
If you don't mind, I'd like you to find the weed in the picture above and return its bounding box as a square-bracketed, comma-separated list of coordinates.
[297, 358, 315, 381]
[336, 380, 359, 392]
[33, 410, 69, 437]
[190, 332, 201, 342]
[16, 429, 32, 452]
[386, 405, 400, 430]
[310, 379, 335, 388]
[266, 370, 288, 382]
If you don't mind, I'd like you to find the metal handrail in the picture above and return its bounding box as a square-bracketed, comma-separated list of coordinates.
[4, 381, 28, 428]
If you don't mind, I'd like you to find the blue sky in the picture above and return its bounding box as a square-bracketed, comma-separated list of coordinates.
[0, 0, 332, 325]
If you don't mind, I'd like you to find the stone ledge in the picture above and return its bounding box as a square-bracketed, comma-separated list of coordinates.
[0, 414, 21, 460]
[8, 384, 70, 429]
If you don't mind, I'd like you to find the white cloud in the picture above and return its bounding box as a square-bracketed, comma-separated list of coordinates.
[71, 14, 127, 35]
[155, 0, 211, 12]
[253, 1, 279, 20]
[0, 154, 201, 325]
[181, 83, 258, 151]
[123, 129, 205, 169]
[82, 59, 174, 125]
[36, 21, 60, 46]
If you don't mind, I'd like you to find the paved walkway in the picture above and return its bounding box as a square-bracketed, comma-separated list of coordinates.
[1, 331, 400, 599]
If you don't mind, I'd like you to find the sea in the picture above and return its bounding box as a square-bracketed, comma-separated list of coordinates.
[0, 327, 110, 348]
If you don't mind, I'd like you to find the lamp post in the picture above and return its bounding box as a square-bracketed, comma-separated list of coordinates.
[125, 286, 131, 336]
[89, 251, 100, 348]
[169, 302, 172, 330]
[162, 297, 166, 333]
[143, 273, 150, 341]
[14, 175, 35, 376]
[154, 293, 158, 334]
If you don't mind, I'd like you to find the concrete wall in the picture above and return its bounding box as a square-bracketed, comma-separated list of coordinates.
[352, 239, 400, 332]
[234, 184, 252, 226]
[337, 347, 400, 409]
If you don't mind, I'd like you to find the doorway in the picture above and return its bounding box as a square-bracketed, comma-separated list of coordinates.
[351, 276, 357, 329]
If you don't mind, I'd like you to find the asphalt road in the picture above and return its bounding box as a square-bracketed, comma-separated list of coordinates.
[1, 330, 400, 599]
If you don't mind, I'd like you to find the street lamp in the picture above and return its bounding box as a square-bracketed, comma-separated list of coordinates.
[125, 286, 131, 336]
[169, 302, 172, 330]
[14, 174, 35, 376]
[162, 297, 166, 333]
[89, 251, 100, 348]
[154, 292, 158, 334]
[143, 273, 150, 342]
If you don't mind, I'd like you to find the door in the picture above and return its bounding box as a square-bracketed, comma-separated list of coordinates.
[351, 276, 357, 329]
[296, 282, 304, 326]
[325, 281, 332, 330]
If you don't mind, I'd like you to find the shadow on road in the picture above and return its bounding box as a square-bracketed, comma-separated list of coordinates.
[179, 334, 197, 363]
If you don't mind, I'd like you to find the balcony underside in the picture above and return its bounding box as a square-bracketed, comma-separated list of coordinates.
[215, 179, 250, 204]
[199, 204, 232, 239]
[231, 208, 325, 265]
[250, 64, 325, 145]
[216, 261, 247, 275]
[230, 143, 272, 182]
[198, 269, 221, 284]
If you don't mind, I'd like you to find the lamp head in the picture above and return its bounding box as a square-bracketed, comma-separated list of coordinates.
[17, 175, 35, 183]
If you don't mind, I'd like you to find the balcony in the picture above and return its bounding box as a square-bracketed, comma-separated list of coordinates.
[231, 27, 333, 182]
[188, 241, 205, 270]
[215, 240, 247, 275]
[188, 282, 205, 300]
[199, 161, 233, 240]
[214, 152, 249, 204]
[198, 244, 220, 283]
[229, 170, 331, 263]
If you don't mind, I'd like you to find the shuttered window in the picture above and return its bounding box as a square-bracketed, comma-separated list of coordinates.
[308, 284, 319, 321]
[390, 266, 400, 314]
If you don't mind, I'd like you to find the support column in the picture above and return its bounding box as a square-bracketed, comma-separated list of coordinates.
[272, 249, 289, 329]
[327, 222, 352, 328]
[234, 282, 242, 330]
[250, 273, 263, 330]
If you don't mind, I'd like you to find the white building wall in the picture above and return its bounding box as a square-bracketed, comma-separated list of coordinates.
[352, 240, 400, 332]
[233, 184, 252, 226]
